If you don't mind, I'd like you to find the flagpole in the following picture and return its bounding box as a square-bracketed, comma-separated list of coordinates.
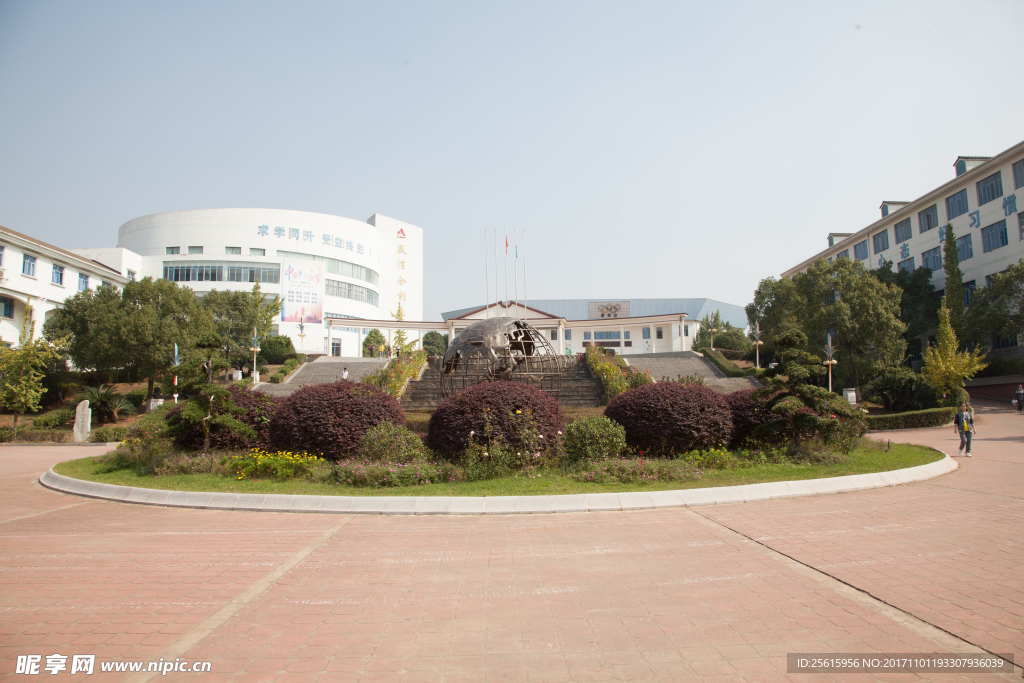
[484, 228, 489, 319]
[493, 228, 498, 318]
[523, 228, 527, 328]
[513, 228, 518, 317]
[504, 226, 508, 311]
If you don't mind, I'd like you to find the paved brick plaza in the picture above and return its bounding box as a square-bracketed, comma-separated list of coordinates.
[1, 399, 1020, 681]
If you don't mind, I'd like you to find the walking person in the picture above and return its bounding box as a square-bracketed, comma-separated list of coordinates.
[954, 403, 976, 457]
[1015, 384, 1024, 413]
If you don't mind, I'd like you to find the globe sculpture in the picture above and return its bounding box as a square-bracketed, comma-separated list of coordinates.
[438, 317, 566, 398]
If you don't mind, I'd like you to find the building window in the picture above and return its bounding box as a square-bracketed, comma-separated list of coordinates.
[550, 329, 558, 341]
[0, 296, 13, 318]
[583, 331, 591, 340]
[323, 279, 380, 307]
[1014, 159, 1024, 190]
[77, 273, 89, 291]
[854, 240, 868, 260]
[872, 230, 889, 254]
[945, 189, 969, 220]
[684, 324, 689, 336]
[624, 331, 630, 340]
[188, 246, 203, 255]
[594, 331, 621, 340]
[1019, 212, 1024, 241]
[225, 247, 241, 255]
[894, 219, 912, 244]
[921, 246, 942, 271]
[993, 333, 1018, 349]
[250, 248, 265, 256]
[163, 260, 281, 285]
[897, 258, 915, 273]
[955, 160, 967, 176]
[166, 247, 180, 255]
[22, 254, 36, 277]
[976, 171, 1003, 206]
[51, 264, 64, 285]
[962, 280, 976, 307]
[956, 234, 973, 262]
[981, 220, 1008, 253]
[0, 245, 5, 266]
[656, 327, 663, 340]
[918, 204, 939, 233]
[127, 270, 136, 280]
[836, 249, 849, 260]
[565, 329, 571, 341]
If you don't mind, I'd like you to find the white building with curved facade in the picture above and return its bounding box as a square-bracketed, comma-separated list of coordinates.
[113, 209, 423, 356]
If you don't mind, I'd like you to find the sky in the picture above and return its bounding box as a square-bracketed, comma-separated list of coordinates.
[2, 0, 1023, 322]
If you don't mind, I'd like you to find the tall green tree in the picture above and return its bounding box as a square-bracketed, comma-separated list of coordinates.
[966, 259, 1024, 347]
[923, 298, 987, 400]
[745, 276, 802, 360]
[202, 284, 282, 367]
[792, 257, 906, 398]
[43, 285, 125, 380]
[942, 223, 968, 345]
[422, 331, 448, 356]
[362, 329, 386, 357]
[0, 306, 69, 429]
[873, 260, 939, 351]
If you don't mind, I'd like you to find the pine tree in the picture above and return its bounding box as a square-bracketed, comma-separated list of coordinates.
[942, 223, 968, 346]
[923, 298, 987, 400]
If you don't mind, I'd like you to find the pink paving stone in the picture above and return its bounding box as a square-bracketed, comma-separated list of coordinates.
[2, 409, 1022, 682]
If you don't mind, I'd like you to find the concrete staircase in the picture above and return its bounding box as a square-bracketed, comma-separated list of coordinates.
[400, 359, 605, 412]
[626, 351, 760, 393]
[258, 357, 389, 397]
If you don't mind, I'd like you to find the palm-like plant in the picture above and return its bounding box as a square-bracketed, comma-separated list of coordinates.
[75, 385, 131, 423]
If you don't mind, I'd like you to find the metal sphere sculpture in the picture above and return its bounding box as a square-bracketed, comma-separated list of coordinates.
[438, 317, 565, 398]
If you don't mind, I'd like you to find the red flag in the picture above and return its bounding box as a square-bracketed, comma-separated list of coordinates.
[505, 235, 508, 253]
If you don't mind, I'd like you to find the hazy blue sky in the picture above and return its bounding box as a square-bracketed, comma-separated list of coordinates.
[2, 1, 1022, 321]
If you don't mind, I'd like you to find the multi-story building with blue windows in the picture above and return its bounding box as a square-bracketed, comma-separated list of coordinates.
[782, 138, 1024, 356]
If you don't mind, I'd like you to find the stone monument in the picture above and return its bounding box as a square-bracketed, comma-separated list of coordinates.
[73, 400, 91, 443]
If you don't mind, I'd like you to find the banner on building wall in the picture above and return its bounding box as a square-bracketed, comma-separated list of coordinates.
[281, 261, 324, 324]
[588, 301, 630, 319]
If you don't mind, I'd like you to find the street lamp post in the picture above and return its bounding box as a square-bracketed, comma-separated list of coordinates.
[822, 334, 838, 393]
[171, 343, 182, 404]
[250, 327, 261, 384]
[753, 321, 764, 369]
[710, 327, 718, 351]
[297, 321, 306, 355]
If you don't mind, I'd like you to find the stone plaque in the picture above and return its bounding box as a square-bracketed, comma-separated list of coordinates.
[73, 400, 91, 443]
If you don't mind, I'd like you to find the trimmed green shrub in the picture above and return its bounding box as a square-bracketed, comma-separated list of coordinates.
[427, 380, 565, 457]
[724, 388, 776, 448]
[604, 383, 733, 457]
[124, 388, 149, 409]
[259, 336, 296, 364]
[564, 415, 626, 464]
[865, 368, 938, 412]
[270, 382, 405, 460]
[91, 426, 130, 442]
[269, 372, 286, 384]
[31, 407, 75, 430]
[167, 386, 279, 450]
[941, 386, 971, 408]
[359, 421, 426, 463]
[865, 407, 956, 431]
[18, 430, 71, 443]
[0, 427, 13, 442]
[712, 329, 751, 352]
[699, 348, 757, 378]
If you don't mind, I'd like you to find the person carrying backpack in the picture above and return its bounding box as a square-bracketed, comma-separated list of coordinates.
[953, 403, 975, 457]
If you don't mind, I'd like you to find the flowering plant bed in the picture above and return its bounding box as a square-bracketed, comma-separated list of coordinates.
[54, 441, 943, 497]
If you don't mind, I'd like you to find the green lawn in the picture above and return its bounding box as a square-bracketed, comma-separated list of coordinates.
[52, 443, 944, 497]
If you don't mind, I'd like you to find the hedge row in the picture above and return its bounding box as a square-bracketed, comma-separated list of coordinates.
[268, 356, 304, 384]
[865, 407, 956, 431]
[699, 348, 758, 378]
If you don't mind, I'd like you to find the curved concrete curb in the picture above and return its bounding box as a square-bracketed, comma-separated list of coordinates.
[39, 454, 957, 515]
